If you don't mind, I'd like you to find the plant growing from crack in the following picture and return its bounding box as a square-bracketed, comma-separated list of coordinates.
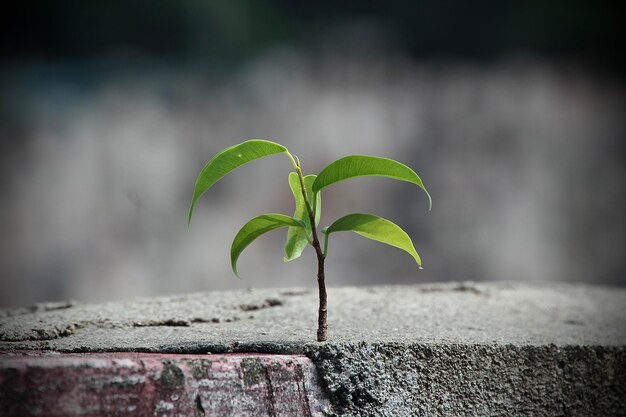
[188, 140, 431, 342]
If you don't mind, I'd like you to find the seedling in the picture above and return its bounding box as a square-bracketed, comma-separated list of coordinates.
[189, 140, 431, 342]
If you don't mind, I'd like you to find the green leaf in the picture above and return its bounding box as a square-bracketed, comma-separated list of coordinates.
[324, 213, 422, 267]
[284, 173, 310, 262]
[311, 178, 322, 227]
[189, 139, 289, 225]
[283, 173, 322, 262]
[231, 213, 305, 277]
[312, 155, 432, 210]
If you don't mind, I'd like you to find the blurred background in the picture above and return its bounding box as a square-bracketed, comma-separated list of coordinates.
[1, 1, 624, 307]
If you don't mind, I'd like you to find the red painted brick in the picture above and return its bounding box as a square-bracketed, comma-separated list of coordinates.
[0, 352, 332, 417]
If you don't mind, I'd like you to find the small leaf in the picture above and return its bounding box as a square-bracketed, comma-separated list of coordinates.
[284, 173, 310, 262]
[231, 214, 305, 277]
[284, 173, 321, 262]
[312, 179, 322, 226]
[189, 139, 289, 225]
[324, 213, 422, 267]
[312, 155, 432, 210]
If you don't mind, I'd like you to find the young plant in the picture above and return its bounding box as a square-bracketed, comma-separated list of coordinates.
[188, 140, 431, 342]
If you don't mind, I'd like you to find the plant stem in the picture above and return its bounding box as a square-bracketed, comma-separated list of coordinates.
[294, 165, 328, 342]
[314, 241, 327, 342]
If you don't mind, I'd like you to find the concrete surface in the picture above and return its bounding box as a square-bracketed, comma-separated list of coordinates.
[1, 281, 625, 416]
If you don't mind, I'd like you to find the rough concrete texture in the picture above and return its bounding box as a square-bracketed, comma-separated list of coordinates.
[0, 352, 330, 417]
[1, 281, 625, 416]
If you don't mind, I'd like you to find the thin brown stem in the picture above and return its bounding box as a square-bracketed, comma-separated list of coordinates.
[309, 209, 327, 342]
[295, 166, 328, 342]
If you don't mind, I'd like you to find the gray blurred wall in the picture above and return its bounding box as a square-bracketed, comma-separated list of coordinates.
[1, 47, 624, 307]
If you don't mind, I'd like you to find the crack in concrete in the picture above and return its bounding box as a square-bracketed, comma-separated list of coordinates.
[264, 364, 276, 417]
[417, 282, 487, 295]
[239, 298, 284, 312]
[0, 301, 76, 318]
[134, 319, 191, 327]
[1, 324, 78, 342]
[194, 393, 205, 417]
[295, 361, 314, 417]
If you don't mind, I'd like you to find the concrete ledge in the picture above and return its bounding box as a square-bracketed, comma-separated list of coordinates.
[313, 343, 625, 416]
[1, 282, 625, 416]
[0, 352, 330, 417]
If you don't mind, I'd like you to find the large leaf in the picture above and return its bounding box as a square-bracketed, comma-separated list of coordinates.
[283, 173, 321, 262]
[324, 213, 422, 267]
[231, 213, 305, 277]
[189, 139, 289, 225]
[312, 155, 432, 210]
